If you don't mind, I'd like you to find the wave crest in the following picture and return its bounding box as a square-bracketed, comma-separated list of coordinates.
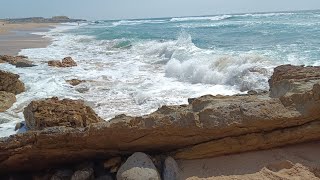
[170, 15, 232, 22]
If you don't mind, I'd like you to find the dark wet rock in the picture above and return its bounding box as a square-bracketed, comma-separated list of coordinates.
[104, 157, 122, 173]
[14, 122, 24, 131]
[0, 55, 36, 67]
[247, 90, 258, 95]
[50, 169, 73, 180]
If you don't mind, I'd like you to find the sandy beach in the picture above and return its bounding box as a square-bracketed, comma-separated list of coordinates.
[179, 141, 320, 179]
[0, 21, 56, 55]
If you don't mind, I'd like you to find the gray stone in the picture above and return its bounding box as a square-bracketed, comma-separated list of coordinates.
[71, 167, 94, 180]
[117, 152, 161, 180]
[15, 61, 36, 68]
[163, 156, 180, 180]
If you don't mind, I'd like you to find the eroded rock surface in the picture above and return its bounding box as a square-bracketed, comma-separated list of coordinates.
[0, 55, 35, 67]
[1, 65, 320, 173]
[0, 91, 16, 112]
[23, 97, 104, 130]
[0, 70, 25, 94]
[48, 57, 77, 67]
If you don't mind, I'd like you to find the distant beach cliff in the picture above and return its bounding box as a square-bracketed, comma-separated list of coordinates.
[1, 16, 85, 23]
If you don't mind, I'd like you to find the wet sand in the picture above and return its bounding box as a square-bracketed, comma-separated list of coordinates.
[0, 21, 56, 55]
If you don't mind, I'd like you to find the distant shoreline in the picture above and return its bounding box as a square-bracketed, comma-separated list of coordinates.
[0, 22, 56, 55]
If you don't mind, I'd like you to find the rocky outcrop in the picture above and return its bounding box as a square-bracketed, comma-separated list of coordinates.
[0, 55, 35, 67]
[0, 70, 25, 94]
[116, 152, 161, 180]
[66, 79, 86, 86]
[23, 97, 104, 130]
[0, 91, 16, 112]
[48, 57, 77, 68]
[1, 65, 320, 173]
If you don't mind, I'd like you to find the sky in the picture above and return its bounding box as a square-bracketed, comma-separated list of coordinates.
[1, 0, 320, 20]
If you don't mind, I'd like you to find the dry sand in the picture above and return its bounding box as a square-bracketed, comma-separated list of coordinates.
[0, 21, 56, 55]
[179, 141, 320, 179]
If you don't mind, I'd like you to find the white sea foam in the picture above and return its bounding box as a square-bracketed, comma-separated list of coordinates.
[112, 19, 167, 26]
[170, 15, 232, 22]
[2, 13, 314, 137]
[0, 25, 243, 137]
[237, 12, 295, 18]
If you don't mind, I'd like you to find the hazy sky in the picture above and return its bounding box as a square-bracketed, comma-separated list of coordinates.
[1, 0, 320, 20]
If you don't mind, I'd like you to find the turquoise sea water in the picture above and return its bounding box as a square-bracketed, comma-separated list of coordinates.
[69, 10, 320, 90]
[79, 10, 320, 63]
[0, 10, 319, 136]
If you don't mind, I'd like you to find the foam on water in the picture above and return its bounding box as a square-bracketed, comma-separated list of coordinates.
[0, 25, 241, 137]
[1, 10, 320, 137]
[170, 15, 232, 22]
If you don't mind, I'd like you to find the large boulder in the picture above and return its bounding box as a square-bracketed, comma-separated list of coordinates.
[0, 70, 25, 94]
[1, 65, 320, 173]
[116, 152, 161, 180]
[48, 57, 77, 68]
[23, 97, 104, 130]
[0, 91, 16, 112]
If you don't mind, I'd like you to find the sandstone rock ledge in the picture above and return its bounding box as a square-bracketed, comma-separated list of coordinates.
[1, 65, 320, 175]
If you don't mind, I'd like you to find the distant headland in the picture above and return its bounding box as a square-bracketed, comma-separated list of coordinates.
[1, 16, 86, 23]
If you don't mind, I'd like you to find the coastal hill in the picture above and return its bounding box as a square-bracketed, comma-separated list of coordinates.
[1, 16, 85, 23]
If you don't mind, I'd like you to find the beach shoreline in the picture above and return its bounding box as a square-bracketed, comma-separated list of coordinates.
[0, 21, 57, 55]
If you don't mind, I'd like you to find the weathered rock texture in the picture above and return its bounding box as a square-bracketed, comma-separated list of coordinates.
[0, 91, 16, 112]
[23, 97, 104, 130]
[48, 57, 77, 67]
[0, 55, 35, 67]
[1, 65, 320, 173]
[0, 70, 25, 94]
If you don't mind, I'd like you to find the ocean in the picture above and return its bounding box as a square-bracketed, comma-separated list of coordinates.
[1, 10, 320, 137]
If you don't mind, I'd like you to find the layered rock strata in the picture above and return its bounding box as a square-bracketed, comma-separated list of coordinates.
[0, 65, 320, 173]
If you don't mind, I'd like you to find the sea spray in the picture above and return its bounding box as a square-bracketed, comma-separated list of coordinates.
[1, 10, 320, 137]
